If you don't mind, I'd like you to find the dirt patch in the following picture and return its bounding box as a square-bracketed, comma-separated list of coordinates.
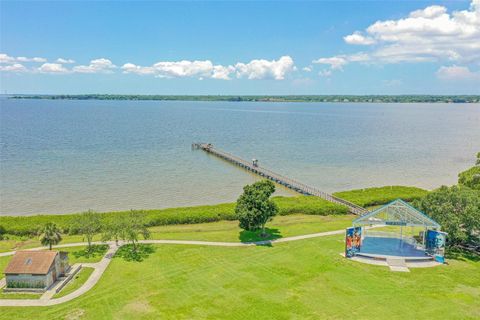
[120, 299, 154, 315]
[64, 308, 85, 320]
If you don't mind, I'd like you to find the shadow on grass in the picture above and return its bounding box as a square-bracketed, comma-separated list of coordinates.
[446, 247, 480, 262]
[72, 244, 109, 259]
[238, 228, 282, 246]
[114, 244, 156, 262]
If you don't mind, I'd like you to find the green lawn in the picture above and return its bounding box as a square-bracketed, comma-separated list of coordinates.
[49, 245, 107, 264]
[148, 214, 354, 242]
[0, 256, 11, 281]
[0, 290, 41, 300]
[0, 214, 355, 253]
[53, 267, 95, 299]
[0, 235, 478, 319]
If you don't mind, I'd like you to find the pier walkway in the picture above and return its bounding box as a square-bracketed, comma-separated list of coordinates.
[193, 143, 367, 215]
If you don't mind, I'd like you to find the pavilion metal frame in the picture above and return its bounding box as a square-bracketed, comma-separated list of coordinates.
[352, 199, 440, 249]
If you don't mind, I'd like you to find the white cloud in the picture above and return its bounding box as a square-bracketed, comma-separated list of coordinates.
[212, 65, 235, 80]
[73, 58, 116, 73]
[122, 56, 294, 80]
[0, 63, 28, 72]
[313, 56, 348, 70]
[1, 54, 296, 80]
[38, 63, 70, 74]
[0, 53, 15, 64]
[318, 69, 332, 77]
[235, 56, 295, 80]
[153, 60, 215, 78]
[436, 65, 480, 80]
[302, 66, 312, 72]
[56, 58, 75, 64]
[121, 63, 155, 75]
[315, 0, 480, 75]
[0, 53, 46, 64]
[343, 31, 376, 45]
[17, 56, 47, 63]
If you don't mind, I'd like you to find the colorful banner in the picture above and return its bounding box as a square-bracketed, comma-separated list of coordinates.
[425, 230, 447, 263]
[345, 227, 362, 258]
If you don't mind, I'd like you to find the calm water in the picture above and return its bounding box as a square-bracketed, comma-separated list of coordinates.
[1, 99, 479, 215]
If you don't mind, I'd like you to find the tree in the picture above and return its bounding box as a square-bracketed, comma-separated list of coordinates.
[102, 216, 126, 246]
[414, 186, 480, 248]
[40, 223, 62, 250]
[73, 210, 102, 251]
[0, 225, 5, 240]
[122, 210, 150, 252]
[458, 152, 480, 190]
[235, 180, 278, 237]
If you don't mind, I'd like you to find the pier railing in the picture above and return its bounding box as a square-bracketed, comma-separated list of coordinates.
[193, 143, 368, 215]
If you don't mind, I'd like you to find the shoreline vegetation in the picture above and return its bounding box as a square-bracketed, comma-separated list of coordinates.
[0, 186, 427, 237]
[8, 94, 480, 103]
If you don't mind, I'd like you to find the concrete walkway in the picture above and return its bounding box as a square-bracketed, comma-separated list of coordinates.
[0, 229, 345, 307]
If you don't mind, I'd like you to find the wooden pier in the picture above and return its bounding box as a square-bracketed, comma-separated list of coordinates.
[193, 143, 367, 215]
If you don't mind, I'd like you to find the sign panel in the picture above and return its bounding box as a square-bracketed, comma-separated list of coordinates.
[385, 221, 407, 226]
[425, 230, 447, 263]
[345, 227, 362, 258]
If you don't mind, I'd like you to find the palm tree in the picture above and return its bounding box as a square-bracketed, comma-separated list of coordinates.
[40, 223, 62, 250]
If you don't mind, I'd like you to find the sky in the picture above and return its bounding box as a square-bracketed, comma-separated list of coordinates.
[0, 0, 479, 95]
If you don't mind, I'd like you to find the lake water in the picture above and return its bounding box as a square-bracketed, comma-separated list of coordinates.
[1, 99, 479, 215]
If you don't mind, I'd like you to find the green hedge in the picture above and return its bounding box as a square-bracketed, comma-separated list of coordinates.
[0, 186, 427, 236]
[333, 186, 428, 208]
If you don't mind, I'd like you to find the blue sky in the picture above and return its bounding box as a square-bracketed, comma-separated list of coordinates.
[1, 0, 479, 94]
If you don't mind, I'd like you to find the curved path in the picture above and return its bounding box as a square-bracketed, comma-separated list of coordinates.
[0, 229, 345, 307]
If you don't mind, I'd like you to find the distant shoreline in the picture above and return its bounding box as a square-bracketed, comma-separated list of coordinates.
[8, 94, 480, 103]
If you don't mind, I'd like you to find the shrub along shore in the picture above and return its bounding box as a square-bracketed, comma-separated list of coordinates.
[0, 186, 427, 237]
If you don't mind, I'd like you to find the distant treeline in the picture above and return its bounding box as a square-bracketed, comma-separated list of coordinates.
[10, 94, 480, 103]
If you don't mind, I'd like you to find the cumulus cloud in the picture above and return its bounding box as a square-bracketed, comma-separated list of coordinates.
[0, 63, 28, 72]
[17, 56, 47, 63]
[235, 56, 295, 80]
[436, 65, 480, 80]
[0, 53, 47, 64]
[38, 63, 70, 74]
[73, 58, 116, 73]
[122, 60, 234, 79]
[0, 53, 15, 64]
[1, 54, 296, 80]
[121, 63, 156, 75]
[212, 65, 235, 80]
[313, 56, 348, 70]
[153, 60, 216, 78]
[122, 56, 294, 80]
[343, 31, 376, 45]
[315, 0, 480, 73]
[56, 58, 75, 64]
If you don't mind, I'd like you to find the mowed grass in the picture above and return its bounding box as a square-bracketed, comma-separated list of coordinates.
[53, 267, 95, 299]
[0, 236, 478, 320]
[0, 290, 42, 300]
[148, 214, 354, 242]
[0, 214, 355, 253]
